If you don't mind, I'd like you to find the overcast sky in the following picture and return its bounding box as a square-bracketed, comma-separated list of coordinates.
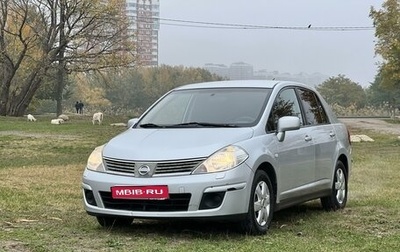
[158, 0, 385, 87]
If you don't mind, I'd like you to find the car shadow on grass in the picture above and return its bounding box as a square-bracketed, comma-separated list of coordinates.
[96, 200, 327, 237]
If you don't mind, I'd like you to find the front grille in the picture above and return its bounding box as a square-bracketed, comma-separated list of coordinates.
[99, 191, 191, 212]
[104, 158, 135, 174]
[155, 158, 205, 174]
[104, 157, 206, 176]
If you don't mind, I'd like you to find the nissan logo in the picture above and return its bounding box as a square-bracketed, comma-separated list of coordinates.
[138, 165, 151, 176]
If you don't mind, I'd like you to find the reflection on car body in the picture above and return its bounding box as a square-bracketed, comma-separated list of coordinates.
[82, 80, 351, 235]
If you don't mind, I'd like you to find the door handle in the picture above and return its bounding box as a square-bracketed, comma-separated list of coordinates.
[305, 135, 312, 142]
[329, 131, 336, 138]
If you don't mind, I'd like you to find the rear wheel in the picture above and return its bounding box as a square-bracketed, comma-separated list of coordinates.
[240, 170, 275, 235]
[96, 216, 133, 228]
[321, 160, 348, 211]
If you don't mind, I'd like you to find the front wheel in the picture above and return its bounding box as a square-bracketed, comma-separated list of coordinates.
[321, 160, 348, 211]
[240, 170, 275, 235]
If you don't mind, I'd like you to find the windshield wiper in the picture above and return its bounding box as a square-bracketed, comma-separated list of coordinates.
[140, 122, 239, 128]
[168, 122, 238, 128]
[139, 123, 164, 128]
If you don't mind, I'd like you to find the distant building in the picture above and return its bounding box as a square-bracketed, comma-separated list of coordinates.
[203, 63, 230, 79]
[229, 62, 254, 80]
[125, 0, 160, 66]
[254, 70, 328, 86]
[204, 62, 329, 86]
[203, 62, 254, 80]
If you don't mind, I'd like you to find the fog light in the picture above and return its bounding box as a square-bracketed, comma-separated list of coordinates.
[84, 189, 97, 206]
[199, 192, 225, 210]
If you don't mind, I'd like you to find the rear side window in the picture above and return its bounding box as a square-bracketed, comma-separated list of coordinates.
[267, 88, 303, 132]
[297, 88, 328, 125]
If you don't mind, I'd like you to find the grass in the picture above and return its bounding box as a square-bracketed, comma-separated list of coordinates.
[384, 118, 400, 124]
[0, 114, 128, 168]
[1, 115, 400, 251]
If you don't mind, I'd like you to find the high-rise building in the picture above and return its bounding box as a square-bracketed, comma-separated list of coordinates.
[125, 0, 160, 66]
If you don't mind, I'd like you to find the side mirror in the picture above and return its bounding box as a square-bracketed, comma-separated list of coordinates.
[127, 118, 139, 128]
[276, 116, 301, 142]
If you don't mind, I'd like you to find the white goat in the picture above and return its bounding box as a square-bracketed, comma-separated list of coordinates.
[27, 114, 37, 122]
[92, 112, 103, 125]
[58, 114, 69, 121]
[51, 118, 64, 125]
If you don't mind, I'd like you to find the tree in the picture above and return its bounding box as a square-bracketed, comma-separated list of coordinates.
[367, 72, 392, 106]
[370, 0, 400, 96]
[316, 75, 367, 108]
[0, 0, 134, 116]
[367, 71, 400, 117]
[74, 73, 111, 110]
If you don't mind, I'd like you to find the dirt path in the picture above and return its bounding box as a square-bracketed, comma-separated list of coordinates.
[339, 118, 400, 136]
[0, 130, 77, 139]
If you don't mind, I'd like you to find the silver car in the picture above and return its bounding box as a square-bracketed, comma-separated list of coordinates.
[82, 80, 351, 235]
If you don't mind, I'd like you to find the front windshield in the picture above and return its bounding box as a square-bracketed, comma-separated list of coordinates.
[139, 88, 271, 128]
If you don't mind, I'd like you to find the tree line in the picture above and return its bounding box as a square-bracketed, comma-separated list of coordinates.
[1, 0, 400, 117]
[57, 65, 223, 116]
[33, 67, 395, 118]
[317, 74, 399, 117]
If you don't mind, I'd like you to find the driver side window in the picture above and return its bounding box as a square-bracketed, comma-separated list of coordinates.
[267, 88, 303, 132]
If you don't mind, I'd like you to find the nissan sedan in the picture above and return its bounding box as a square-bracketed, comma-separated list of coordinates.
[82, 80, 351, 235]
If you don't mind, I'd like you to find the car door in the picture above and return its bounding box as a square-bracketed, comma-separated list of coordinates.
[267, 88, 316, 200]
[296, 88, 336, 188]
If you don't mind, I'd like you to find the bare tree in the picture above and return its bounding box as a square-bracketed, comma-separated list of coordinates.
[0, 0, 134, 116]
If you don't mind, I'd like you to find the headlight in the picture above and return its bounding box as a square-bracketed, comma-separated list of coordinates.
[193, 146, 248, 174]
[86, 145, 105, 172]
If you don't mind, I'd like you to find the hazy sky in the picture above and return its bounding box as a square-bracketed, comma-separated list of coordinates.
[158, 0, 385, 87]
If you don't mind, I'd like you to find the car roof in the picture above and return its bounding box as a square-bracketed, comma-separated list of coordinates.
[174, 80, 307, 90]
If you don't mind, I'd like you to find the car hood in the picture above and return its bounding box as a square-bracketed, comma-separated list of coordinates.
[103, 128, 254, 160]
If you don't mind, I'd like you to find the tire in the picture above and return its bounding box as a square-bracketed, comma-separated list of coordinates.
[240, 170, 275, 235]
[321, 160, 348, 211]
[96, 216, 133, 228]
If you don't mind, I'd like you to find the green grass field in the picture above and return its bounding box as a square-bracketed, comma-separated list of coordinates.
[1, 114, 399, 252]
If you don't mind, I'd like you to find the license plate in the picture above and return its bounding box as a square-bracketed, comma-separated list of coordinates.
[111, 185, 169, 200]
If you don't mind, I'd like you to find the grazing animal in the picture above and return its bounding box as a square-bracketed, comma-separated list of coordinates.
[58, 114, 69, 121]
[51, 118, 64, 125]
[92, 112, 103, 125]
[27, 114, 37, 122]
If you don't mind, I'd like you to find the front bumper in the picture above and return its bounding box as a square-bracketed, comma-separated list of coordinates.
[82, 164, 253, 219]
